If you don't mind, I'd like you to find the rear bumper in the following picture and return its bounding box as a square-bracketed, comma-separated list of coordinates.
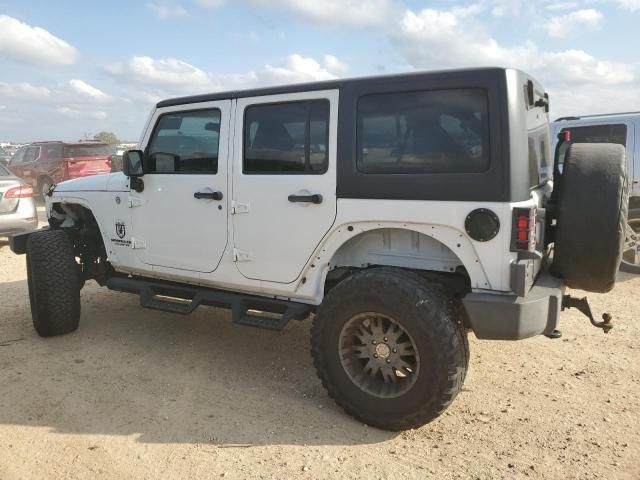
[0, 202, 38, 237]
[462, 266, 564, 340]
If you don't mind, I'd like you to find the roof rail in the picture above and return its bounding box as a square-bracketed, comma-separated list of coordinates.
[554, 111, 640, 122]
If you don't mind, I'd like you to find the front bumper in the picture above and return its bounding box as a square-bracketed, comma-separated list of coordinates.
[462, 266, 564, 340]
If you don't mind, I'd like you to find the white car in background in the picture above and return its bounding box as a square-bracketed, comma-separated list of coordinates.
[0, 163, 38, 237]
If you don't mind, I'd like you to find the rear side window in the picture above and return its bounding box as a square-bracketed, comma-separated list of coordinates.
[44, 144, 63, 160]
[356, 89, 490, 174]
[64, 144, 112, 157]
[244, 100, 329, 174]
[561, 124, 627, 146]
[147, 109, 221, 174]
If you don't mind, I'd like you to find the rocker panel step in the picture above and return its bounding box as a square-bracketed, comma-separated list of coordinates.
[106, 276, 311, 331]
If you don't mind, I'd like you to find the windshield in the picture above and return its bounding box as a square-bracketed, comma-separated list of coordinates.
[0, 164, 12, 176]
[64, 144, 111, 157]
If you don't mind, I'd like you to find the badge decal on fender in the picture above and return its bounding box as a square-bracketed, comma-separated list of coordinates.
[111, 220, 131, 246]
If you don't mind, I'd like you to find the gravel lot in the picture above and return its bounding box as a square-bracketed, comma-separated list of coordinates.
[1, 219, 638, 479]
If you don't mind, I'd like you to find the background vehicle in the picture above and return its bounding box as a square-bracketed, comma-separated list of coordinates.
[0, 147, 11, 166]
[8, 141, 112, 198]
[552, 113, 640, 273]
[0, 163, 37, 236]
[10, 68, 628, 431]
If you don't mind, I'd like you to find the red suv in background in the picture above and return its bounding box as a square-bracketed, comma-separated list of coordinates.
[8, 141, 113, 197]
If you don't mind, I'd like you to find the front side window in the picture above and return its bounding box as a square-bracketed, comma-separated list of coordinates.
[357, 89, 490, 174]
[10, 147, 26, 165]
[244, 100, 329, 174]
[147, 109, 221, 174]
[23, 146, 41, 163]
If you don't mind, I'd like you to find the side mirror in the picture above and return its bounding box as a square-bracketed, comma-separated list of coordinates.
[123, 150, 145, 177]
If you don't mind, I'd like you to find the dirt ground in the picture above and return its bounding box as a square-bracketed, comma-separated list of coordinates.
[1, 217, 639, 479]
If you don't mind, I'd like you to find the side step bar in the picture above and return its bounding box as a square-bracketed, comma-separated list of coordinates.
[106, 276, 311, 331]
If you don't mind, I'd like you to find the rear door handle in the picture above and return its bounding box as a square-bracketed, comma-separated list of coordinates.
[288, 193, 323, 204]
[194, 190, 223, 200]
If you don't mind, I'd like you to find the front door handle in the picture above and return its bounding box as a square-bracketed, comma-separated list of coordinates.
[288, 193, 323, 204]
[194, 190, 223, 200]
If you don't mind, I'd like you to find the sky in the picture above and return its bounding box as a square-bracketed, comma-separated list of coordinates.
[1, 0, 639, 142]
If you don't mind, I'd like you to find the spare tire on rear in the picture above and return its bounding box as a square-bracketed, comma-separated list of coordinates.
[552, 143, 628, 293]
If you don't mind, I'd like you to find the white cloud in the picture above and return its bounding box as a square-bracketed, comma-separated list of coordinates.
[0, 15, 77, 66]
[618, 0, 640, 11]
[0, 81, 51, 99]
[246, 0, 398, 27]
[387, 5, 637, 118]
[146, 1, 189, 19]
[111, 53, 347, 99]
[57, 107, 108, 120]
[69, 79, 112, 102]
[194, 0, 225, 7]
[262, 54, 337, 84]
[544, 9, 603, 38]
[109, 56, 212, 88]
[324, 54, 349, 74]
[545, 2, 579, 11]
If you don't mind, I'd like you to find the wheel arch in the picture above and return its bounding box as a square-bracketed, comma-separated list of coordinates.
[297, 224, 492, 300]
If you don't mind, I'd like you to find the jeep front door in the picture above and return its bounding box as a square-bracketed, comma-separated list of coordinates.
[232, 91, 338, 283]
[129, 101, 230, 273]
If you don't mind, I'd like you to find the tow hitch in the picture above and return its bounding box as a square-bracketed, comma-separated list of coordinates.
[562, 295, 613, 333]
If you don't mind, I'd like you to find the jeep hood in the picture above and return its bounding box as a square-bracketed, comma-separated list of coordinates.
[53, 172, 129, 193]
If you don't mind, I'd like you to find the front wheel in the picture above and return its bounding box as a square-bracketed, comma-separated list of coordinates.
[26, 229, 81, 337]
[621, 208, 640, 274]
[311, 268, 469, 431]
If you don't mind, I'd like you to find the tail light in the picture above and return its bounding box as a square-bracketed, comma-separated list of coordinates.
[4, 185, 34, 199]
[511, 207, 537, 252]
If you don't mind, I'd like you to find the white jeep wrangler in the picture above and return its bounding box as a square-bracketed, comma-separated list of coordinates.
[10, 68, 629, 431]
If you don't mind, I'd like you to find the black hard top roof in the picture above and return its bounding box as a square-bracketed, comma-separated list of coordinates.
[156, 67, 507, 108]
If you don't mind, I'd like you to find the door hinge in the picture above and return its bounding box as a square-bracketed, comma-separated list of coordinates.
[231, 200, 249, 214]
[233, 248, 251, 262]
[129, 196, 144, 208]
[131, 238, 146, 249]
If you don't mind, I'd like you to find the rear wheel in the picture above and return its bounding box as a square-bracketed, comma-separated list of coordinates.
[26, 229, 81, 337]
[621, 208, 640, 274]
[311, 268, 469, 431]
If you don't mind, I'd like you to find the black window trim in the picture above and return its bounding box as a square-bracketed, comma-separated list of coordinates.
[336, 69, 511, 202]
[242, 98, 330, 176]
[354, 87, 492, 176]
[144, 106, 223, 175]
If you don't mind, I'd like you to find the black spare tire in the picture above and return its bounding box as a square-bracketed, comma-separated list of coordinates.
[552, 143, 628, 293]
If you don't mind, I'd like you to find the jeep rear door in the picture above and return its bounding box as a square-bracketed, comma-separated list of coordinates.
[231, 90, 338, 283]
[128, 100, 230, 273]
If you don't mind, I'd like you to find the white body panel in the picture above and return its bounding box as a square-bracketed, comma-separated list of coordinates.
[231, 90, 339, 283]
[127, 99, 231, 273]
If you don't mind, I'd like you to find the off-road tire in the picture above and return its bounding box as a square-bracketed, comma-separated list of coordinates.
[26, 229, 81, 337]
[552, 143, 628, 293]
[620, 208, 640, 274]
[311, 268, 469, 431]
